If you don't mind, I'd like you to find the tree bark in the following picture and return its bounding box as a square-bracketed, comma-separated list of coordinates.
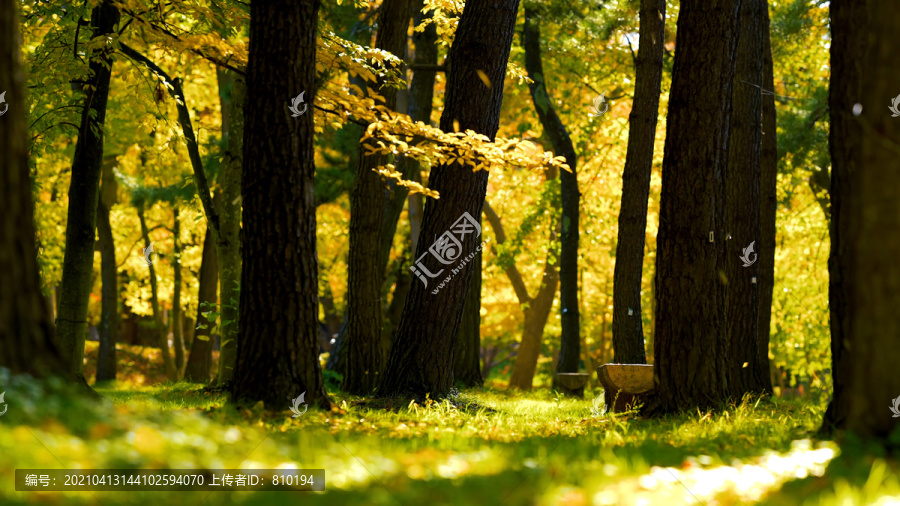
[725, 0, 763, 398]
[520, 8, 583, 383]
[611, 0, 665, 365]
[821, 0, 866, 435]
[172, 206, 185, 377]
[756, 0, 776, 396]
[95, 156, 119, 382]
[843, 0, 900, 440]
[214, 69, 244, 386]
[0, 0, 69, 378]
[184, 226, 218, 382]
[378, 0, 522, 400]
[651, 0, 742, 413]
[453, 229, 484, 387]
[231, 0, 331, 409]
[343, 0, 412, 395]
[137, 206, 178, 381]
[56, 1, 120, 385]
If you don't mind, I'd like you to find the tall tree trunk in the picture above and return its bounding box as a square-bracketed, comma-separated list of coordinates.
[378, 0, 522, 399]
[821, 0, 866, 435]
[172, 206, 185, 377]
[214, 69, 245, 387]
[520, 8, 583, 383]
[95, 156, 118, 382]
[137, 207, 178, 381]
[611, 0, 665, 365]
[725, 0, 763, 398]
[453, 231, 484, 387]
[843, 0, 900, 439]
[755, 0, 776, 396]
[343, 0, 412, 395]
[56, 1, 120, 385]
[0, 0, 69, 378]
[651, 0, 742, 413]
[184, 226, 218, 382]
[231, 0, 330, 409]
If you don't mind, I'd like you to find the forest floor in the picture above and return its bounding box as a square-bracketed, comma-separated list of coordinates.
[2, 345, 899, 505]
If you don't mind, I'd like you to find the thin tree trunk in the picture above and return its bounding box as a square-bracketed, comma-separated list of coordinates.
[137, 207, 177, 381]
[56, 1, 120, 385]
[95, 156, 118, 382]
[184, 226, 218, 382]
[756, 0, 776, 396]
[172, 206, 185, 377]
[651, 0, 743, 413]
[821, 0, 866, 435]
[611, 0, 665, 365]
[231, 0, 331, 409]
[343, 0, 412, 395]
[520, 8, 583, 383]
[453, 231, 484, 387]
[843, 0, 900, 439]
[378, 0, 522, 399]
[725, 0, 763, 398]
[0, 0, 69, 378]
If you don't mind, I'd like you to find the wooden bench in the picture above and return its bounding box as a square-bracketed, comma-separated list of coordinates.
[595, 364, 655, 413]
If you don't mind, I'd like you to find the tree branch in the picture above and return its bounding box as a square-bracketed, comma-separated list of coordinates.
[483, 201, 531, 305]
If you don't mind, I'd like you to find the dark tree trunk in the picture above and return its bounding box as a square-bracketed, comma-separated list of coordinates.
[185, 226, 218, 382]
[378, 0, 522, 400]
[343, 0, 412, 395]
[95, 157, 118, 382]
[843, 0, 900, 439]
[232, 0, 331, 409]
[725, 0, 763, 398]
[0, 0, 69, 377]
[611, 0, 665, 365]
[215, 69, 244, 386]
[172, 206, 185, 377]
[651, 0, 742, 413]
[755, 0, 776, 396]
[56, 1, 119, 384]
[520, 8, 583, 382]
[453, 233, 484, 387]
[138, 207, 178, 381]
[821, 0, 866, 434]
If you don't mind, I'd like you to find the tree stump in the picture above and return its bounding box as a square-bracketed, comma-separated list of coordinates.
[596, 364, 655, 412]
[555, 373, 590, 398]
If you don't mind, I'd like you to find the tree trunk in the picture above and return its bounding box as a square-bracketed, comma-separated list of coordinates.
[343, 0, 412, 395]
[137, 207, 178, 382]
[0, 0, 69, 378]
[453, 233, 484, 387]
[843, 0, 900, 440]
[820, 0, 866, 435]
[520, 8, 583, 383]
[378, 0, 522, 400]
[231, 0, 331, 409]
[611, 0, 665, 365]
[184, 226, 218, 382]
[755, 0, 776, 396]
[214, 69, 244, 387]
[725, 0, 763, 398]
[172, 206, 185, 377]
[95, 156, 118, 382]
[651, 0, 742, 413]
[56, 1, 120, 385]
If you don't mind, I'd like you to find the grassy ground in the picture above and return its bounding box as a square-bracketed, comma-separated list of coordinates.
[1, 350, 899, 505]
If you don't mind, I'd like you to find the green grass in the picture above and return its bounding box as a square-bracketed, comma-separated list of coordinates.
[1, 369, 898, 505]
